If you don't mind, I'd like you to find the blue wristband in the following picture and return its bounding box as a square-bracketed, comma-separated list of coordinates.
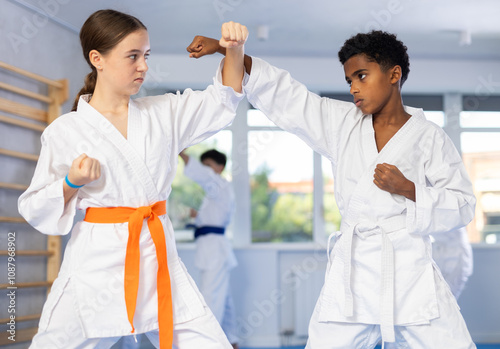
[65, 174, 84, 189]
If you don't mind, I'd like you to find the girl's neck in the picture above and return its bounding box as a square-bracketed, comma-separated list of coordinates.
[89, 83, 130, 116]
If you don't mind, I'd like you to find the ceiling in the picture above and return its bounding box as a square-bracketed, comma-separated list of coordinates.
[8, 0, 500, 60]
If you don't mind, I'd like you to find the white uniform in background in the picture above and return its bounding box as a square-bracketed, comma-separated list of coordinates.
[19, 61, 242, 349]
[431, 227, 473, 299]
[183, 157, 238, 344]
[243, 57, 476, 349]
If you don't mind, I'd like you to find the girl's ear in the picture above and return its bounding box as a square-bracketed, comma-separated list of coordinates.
[390, 65, 402, 85]
[89, 50, 103, 70]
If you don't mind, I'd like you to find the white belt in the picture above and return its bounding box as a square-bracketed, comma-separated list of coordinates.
[327, 216, 407, 344]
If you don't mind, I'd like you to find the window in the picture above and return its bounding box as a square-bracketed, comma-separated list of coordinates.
[249, 130, 314, 242]
[460, 111, 500, 128]
[460, 115, 500, 244]
[246, 107, 343, 243]
[322, 157, 341, 237]
[458, 96, 500, 244]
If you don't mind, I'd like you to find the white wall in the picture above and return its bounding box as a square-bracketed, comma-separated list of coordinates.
[144, 53, 500, 95]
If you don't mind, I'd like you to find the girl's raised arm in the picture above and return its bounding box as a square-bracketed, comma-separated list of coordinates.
[219, 21, 248, 93]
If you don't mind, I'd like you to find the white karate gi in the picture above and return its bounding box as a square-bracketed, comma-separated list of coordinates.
[431, 227, 473, 299]
[243, 57, 477, 349]
[183, 158, 238, 344]
[18, 61, 242, 349]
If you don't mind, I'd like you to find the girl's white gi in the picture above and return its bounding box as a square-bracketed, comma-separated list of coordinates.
[183, 158, 238, 343]
[18, 61, 242, 348]
[243, 57, 477, 348]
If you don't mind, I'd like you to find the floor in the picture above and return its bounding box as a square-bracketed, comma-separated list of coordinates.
[240, 344, 500, 349]
[119, 339, 500, 349]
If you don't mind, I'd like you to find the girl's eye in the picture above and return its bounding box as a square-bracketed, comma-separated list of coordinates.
[346, 80, 352, 86]
[129, 55, 137, 60]
[359, 74, 366, 80]
[145, 54, 150, 61]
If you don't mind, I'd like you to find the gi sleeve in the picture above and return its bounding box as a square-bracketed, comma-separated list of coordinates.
[184, 158, 225, 200]
[243, 56, 355, 162]
[18, 127, 77, 235]
[406, 130, 476, 236]
[145, 58, 245, 152]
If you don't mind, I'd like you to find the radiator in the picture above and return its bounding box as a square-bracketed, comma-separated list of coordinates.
[293, 268, 325, 337]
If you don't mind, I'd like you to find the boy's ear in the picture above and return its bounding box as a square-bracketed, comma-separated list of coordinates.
[390, 65, 402, 85]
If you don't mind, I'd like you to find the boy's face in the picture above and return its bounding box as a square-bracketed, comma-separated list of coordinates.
[343, 54, 395, 115]
[202, 158, 224, 174]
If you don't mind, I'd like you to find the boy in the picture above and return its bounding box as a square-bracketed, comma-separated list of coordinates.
[187, 31, 476, 348]
[179, 149, 239, 349]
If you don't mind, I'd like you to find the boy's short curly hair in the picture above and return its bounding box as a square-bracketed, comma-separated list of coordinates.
[338, 31, 410, 86]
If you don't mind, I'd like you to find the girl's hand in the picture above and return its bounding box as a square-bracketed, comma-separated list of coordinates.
[67, 153, 101, 187]
[220, 21, 248, 49]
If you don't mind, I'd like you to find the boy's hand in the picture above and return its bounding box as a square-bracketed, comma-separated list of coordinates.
[190, 208, 198, 218]
[220, 21, 248, 49]
[187, 36, 220, 59]
[373, 163, 416, 201]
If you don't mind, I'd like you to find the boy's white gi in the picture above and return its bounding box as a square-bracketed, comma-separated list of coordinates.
[183, 157, 238, 344]
[243, 57, 477, 349]
[18, 61, 242, 348]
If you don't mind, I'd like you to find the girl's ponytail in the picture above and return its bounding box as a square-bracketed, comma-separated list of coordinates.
[71, 69, 97, 111]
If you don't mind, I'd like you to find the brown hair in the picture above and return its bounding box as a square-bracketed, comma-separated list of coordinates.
[71, 9, 147, 111]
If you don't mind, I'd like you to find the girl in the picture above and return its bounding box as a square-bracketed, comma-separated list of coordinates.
[19, 9, 247, 349]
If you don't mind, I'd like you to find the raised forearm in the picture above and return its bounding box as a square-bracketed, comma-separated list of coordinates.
[217, 46, 252, 74]
[222, 46, 245, 93]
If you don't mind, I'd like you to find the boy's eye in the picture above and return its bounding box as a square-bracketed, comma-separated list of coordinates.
[129, 54, 137, 60]
[346, 80, 352, 86]
[359, 74, 366, 80]
[145, 54, 150, 61]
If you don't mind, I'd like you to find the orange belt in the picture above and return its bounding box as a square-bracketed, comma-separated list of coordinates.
[84, 201, 173, 348]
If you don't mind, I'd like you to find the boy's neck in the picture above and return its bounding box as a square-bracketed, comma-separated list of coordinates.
[372, 95, 410, 125]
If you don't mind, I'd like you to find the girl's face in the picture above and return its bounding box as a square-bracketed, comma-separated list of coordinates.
[97, 29, 150, 97]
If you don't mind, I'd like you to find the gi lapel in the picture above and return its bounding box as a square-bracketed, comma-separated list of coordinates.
[77, 96, 159, 203]
[345, 108, 426, 223]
